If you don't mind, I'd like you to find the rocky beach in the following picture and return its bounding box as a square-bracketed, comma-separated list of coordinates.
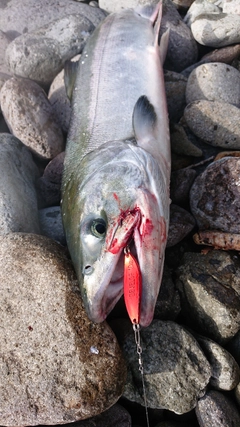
[0, 0, 240, 426]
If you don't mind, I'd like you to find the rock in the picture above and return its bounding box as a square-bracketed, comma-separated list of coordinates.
[155, 422, 193, 427]
[48, 68, 72, 134]
[222, 0, 240, 14]
[196, 390, 240, 427]
[235, 382, 240, 408]
[5, 15, 95, 88]
[99, 0, 158, 13]
[170, 123, 203, 157]
[190, 157, 240, 233]
[0, 233, 126, 425]
[0, 133, 40, 235]
[186, 63, 240, 107]
[0, 77, 64, 159]
[0, 71, 10, 93]
[184, 0, 221, 27]
[39, 206, 66, 246]
[161, 0, 198, 72]
[0, 0, 106, 35]
[177, 250, 240, 343]
[184, 100, 240, 149]
[122, 320, 211, 414]
[170, 168, 197, 205]
[167, 204, 195, 247]
[154, 265, 181, 321]
[73, 403, 132, 426]
[172, 0, 195, 10]
[164, 70, 187, 122]
[0, 30, 11, 75]
[191, 13, 240, 47]
[196, 335, 240, 390]
[38, 151, 65, 206]
[182, 44, 240, 77]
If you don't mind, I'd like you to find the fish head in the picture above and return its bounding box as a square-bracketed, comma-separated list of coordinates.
[62, 140, 169, 327]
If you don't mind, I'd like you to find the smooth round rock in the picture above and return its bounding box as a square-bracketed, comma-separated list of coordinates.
[0, 0, 106, 35]
[190, 157, 240, 233]
[170, 168, 197, 204]
[186, 63, 240, 107]
[0, 133, 40, 235]
[39, 206, 66, 246]
[99, 0, 158, 12]
[0, 77, 64, 159]
[0, 30, 10, 75]
[75, 403, 132, 427]
[48, 69, 72, 134]
[167, 204, 195, 247]
[154, 265, 181, 321]
[197, 335, 240, 390]
[38, 151, 65, 206]
[222, 0, 240, 14]
[164, 70, 187, 122]
[196, 390, 240, 427]
[0, 233, 126, 426]
[184, 100, 240, 149]
[184, 0, 221, 27]
[5, 15, 94, 87]
[122, 320, 211, 414]
[177, 250, 240, 343]
[170, 123, 203, 157]
[191, 13, 240, 47]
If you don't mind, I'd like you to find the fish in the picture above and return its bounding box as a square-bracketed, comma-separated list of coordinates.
[61, 1, 171, 327]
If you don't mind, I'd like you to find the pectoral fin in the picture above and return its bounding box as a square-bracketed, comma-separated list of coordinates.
[132, 95, 157, 147]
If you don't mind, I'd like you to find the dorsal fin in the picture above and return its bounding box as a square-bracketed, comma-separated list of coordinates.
[132, 95, 157, 145]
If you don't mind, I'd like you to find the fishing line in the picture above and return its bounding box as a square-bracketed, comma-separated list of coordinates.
[124, 246, 150, 427]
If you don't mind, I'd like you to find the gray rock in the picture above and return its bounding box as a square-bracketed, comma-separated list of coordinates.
[39, 206, 66, 246]
[164, 70, 187, 122]
[48, 68, 72, 134]
[197, 335, 240, 390]
[190, 157, 240, 233]
[99, 0, 158, 12]
[235, 381, 240, 408]
[170, 168, 197, 205]
[154, 265, 181, 321]
[0, 133, 40, 235]
[191, 13, 240, 47]
[5, 15, 95, 87]
[0, 71, 10, 93]
[184, 100, 240, 149]
[73, 403, 131, 426]
[184, 0, 221, 27]
[177, 250, 240, 343]
[0, 0, 106, 35]
[170, 123, 203, 157]
[122, 320, 211, 414]
[222, 0, 240, 14]
[161, 0, 198, 72]
[38, 151, 65, 206]
[186, 63, 240, 107]
[0, 30, 11, 75]
[167, 204, 195, 247]
[196, 390, 240, 426]
[0, 76, 64, 159]
[0, 232, 126, 426]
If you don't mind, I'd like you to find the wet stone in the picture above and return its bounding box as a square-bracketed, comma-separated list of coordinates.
[196, 390, 240, 427]
[186, 63, 240, 107]
[0, 76, 64, 160]
[184, 100, 240, 149]
[196, 335, 240, 390]
[0, 133, 40, 235]
[122, 320, 211, 414]
[167, 204, 195, 247]
[0, 233, 126, 426]
[177, 250, 240, 343]
[190, 157, 240, 234]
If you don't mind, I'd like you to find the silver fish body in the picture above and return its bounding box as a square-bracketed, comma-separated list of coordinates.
[62, 2, 171, 327]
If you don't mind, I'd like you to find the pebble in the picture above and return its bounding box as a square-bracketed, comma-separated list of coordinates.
[170, 168, 197, 205]
[222, 0, 240, 14]
[38, 151, 65, 206]
[0, 71, 10, 93]
[177, 250, 240, 343]
[154, 265, 181, 321]
[5, 15, 95, 88]
[48, 68, 72, 134]
[0, 30, 11, 75]
[0, 0, 106, 35]
[191, 13, 240, 47]
[0, 133, 40, 235]
[186, 63, 240, 107]
[190, 157, 240, 234]
[196, 390, 240, 427]
[164, 70, 187, 122]
[170, 123, 203, 157]
[0, 76, 64, 159]
[39, 206, 66, 246]
[0, 233, 126, 425]
[167, 204, 195, 247]
[196, 335, 240, 390]
[184, 100, 240, 149]
[74, 403, 131, 426]
[184, 0, 221, 27]
[122, 320, 211, 414]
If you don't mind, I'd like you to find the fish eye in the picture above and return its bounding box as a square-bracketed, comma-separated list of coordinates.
[90, 218, 106, 238]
